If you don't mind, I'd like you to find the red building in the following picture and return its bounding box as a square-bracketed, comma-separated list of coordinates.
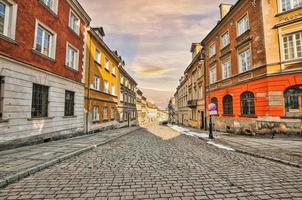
[202, 1, 302, 135]
[0, 0, 91, 149]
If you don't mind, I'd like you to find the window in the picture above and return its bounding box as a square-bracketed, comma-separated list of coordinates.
[69, 10, 80, 35]
[93, 106, 99, 121]
[223, 95, 233, 115]
[104, 80, 109, 93]
[31, 84, 49, 118]
[209, 43, 216, 57]
[34, 23, 56, 58]
[111, 108, 115, 120]
[198, 67, 202, 77]
[198, 86, 203, 99]
[221, 31, 230, 49]
[66, 43, 79, 70]
[120, 91, 124, 101]
[284, 85, 302, 117]
[238, 49, 252, 73]
[283, 31, 302, 61]
[102, 107, 108, 121]
[41, 0, 58, 13]
[280, 0, 302, 12]
[95, 49, 101, 64]
[209, 66, 217, 84]
[111, 83, 116, 96]
[120, 112, 123, 121]
[211, 97, 219, 113]
[0, 0, 17, 39]
[93, 76, 100, 91]
[222, 59, 232, 79]
[0, 76, 4, 119]
[241, 92, 255, 116]
[105, 58, 110, 71]
[64, 90, 74, 116]
[112, 66, 116, 75]
[237, 15, 249, 36]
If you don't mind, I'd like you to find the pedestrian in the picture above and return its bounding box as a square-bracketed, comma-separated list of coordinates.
[271, 130, 276, 139]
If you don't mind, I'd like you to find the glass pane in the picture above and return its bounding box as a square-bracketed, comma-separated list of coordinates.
[35, 27, 43, 52]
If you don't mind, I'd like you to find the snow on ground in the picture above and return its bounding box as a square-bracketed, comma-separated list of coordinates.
[168, 124, 235, 151]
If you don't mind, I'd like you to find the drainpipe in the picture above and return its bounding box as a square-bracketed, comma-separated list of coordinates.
[86, 30, 92, 134]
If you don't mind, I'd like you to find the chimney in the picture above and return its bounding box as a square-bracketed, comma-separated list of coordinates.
[219, 3, 232, 19]
[190, 43, 202, 59]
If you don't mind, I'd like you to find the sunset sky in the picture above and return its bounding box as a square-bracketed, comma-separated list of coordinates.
[79, 0, 237, 108]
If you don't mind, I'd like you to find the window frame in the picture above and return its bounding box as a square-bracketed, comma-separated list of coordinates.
[110, 107, 115, 120]
[284, 85, 302, 117]
[223, 95, 233, 115]
[238, 47, 252, 73]
[209, 65, 217, 84]
[95, 49, 101, 64]
[221, 31, 230, 49]
[102, 107, 108, 121]
[40, 0, 58, 14]
[33, 20, 57, 59]
[209, 42, 216, 58]
[240, 91, 256, 116]
[237, 14, 250, 37]
[112, 65, 116, 75]
[93, 106, 99, 122]
[65, 42, 79, 70]
[93, 75, 100, 91]
[282, 30, 302, 61]
[111, 83, 116, 96]
[31, 83, 49, 118]
[64, 90, 75, 117]
[0, 0, 17, 40]
[68, 9, 80, 35]
[279, 0, 302, 13]
[104, 80, 109, 93]
[222, 59, 232, 79]
[105, 57, 110, 71]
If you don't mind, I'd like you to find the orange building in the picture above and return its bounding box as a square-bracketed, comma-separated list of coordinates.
[202, 1, 302, 135]
[85, 27, 120, 133]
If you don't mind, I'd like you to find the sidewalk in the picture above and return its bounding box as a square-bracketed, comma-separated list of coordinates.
[168, 124, 302, 168]
[0, 126, 140, 188]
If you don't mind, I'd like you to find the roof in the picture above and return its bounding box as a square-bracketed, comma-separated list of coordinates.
[184, 50, 204, 74]
[119, 66, 137, 85]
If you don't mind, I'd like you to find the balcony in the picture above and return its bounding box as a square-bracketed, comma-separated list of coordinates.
[187, 100, 197, 108]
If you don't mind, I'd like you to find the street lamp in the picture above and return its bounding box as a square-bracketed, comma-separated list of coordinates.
[200, 48, 214, 140]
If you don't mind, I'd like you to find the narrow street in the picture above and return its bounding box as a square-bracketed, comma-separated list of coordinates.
[1, 124, 301, 200]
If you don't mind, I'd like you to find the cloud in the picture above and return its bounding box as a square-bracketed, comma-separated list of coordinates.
[78, 0, 238, 106]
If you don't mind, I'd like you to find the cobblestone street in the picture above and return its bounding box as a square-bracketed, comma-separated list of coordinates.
[1, 124, 302, 200]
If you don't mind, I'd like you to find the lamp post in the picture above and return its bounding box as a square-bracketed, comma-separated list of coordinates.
[200, 48, 214, 140]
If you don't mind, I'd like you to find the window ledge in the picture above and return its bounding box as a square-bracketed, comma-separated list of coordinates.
[32, 49, 56, 63]
[105, 68, 110, 72]
[0, 34, 17, 45]
[63, 115, 77, 119]
[239, 115, 257, 118]
[0, 119, 9, 123]
[236, 29, 251, 41]
[68, 27, 80, 38]
[27, 117, 55, 121]
[64, 65, 79, 72]
[38, 0, 59, 17]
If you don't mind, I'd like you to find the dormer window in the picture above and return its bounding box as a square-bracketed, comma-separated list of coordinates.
[69, 10, 80, 35]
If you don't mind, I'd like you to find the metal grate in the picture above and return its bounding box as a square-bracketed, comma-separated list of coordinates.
[64, 90, 75, 116]
[31, 84, 49, 118]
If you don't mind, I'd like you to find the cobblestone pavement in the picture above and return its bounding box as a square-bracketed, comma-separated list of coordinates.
[0, 126, 139, 181]
[0, 124, 302, 200]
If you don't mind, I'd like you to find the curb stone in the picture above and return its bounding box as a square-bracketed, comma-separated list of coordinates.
[0, 127, 141, 189]
[181, 130, 302, 168]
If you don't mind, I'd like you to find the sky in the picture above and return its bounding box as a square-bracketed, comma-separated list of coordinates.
[79, 0, 237, 108]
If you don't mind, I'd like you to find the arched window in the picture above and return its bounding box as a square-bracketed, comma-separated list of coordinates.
[223, 95, 233, 115]
[284, 85, 302, 117]
[211, 97, 218, 113]
[241, 92, 255, 116]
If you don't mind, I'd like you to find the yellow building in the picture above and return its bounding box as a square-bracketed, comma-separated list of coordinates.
[85, 27, 121, 132]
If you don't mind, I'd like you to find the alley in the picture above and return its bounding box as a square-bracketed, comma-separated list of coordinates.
[0, 124, 301, 200]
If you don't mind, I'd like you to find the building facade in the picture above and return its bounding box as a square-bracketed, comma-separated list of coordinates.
[85, 27, 120, 133]
[118, 65, 137, 127]
[175, 76, 190, 126]
[136, 88, 143, 125]
[202, 0, 302, 135]
[185, 43, 206, 129]
[0, 0, 90, 148]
